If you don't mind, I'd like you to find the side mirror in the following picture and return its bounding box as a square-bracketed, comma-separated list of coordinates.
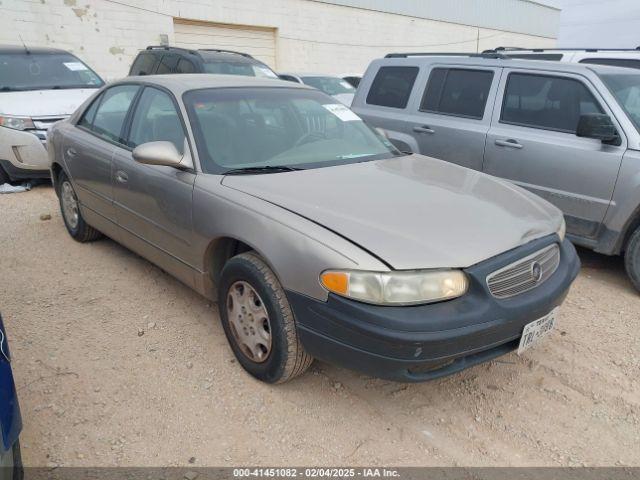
[576, 114, 619, 143]
[132, 141, 184, 168]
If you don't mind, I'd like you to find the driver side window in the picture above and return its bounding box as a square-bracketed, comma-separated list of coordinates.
[127, 87, 187, 154]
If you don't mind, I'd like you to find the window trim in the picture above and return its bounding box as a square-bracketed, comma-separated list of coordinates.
[419, 67, 495, 120]
[75, 83, 142, 149]
[365, 65, 420, 110]
[499, 71, 606, 135]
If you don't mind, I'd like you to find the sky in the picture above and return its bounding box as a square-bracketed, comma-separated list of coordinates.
[557, 0, 640, 48]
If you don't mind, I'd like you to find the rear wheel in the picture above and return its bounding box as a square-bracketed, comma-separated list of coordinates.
[58, 171, 102, 242]
[218, 252, 313, 383]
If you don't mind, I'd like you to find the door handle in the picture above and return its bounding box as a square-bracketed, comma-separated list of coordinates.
[495, 139, 523, 149]
[413, 125, 435, 134]
[115, 170, 128, 183]
[66, 148, 77, 158]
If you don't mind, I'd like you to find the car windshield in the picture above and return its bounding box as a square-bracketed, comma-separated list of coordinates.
[183, 87, 401, 174]
[600, 72, 640, 133]
[0, 52, 103, 91]
[301, 76, 356, 95]
[202, 60, 278, 78]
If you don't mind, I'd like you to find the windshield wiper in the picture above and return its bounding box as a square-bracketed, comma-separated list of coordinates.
[223, 165, 304, 175]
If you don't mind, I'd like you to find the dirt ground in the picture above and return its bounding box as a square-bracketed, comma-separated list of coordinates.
[1, 184, 639, 467]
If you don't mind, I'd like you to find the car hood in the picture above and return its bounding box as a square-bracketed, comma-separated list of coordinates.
[332, 93, 355, 106]
[0, 88, 98, 117]
[222, 154, 562, 270]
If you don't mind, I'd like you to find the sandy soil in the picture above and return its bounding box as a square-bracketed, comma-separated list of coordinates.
[1, 185, 638, 467]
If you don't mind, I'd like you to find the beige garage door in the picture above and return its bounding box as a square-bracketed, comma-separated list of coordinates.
[173, 19, 277, 69]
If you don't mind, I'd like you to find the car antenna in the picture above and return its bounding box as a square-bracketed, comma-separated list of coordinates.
[18, 34, 30, 54]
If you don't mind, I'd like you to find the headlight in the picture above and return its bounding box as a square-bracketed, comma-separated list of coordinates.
[0, 115, 35, 131]
[320, 269, 468, 306]
[557, 217, 566, 241]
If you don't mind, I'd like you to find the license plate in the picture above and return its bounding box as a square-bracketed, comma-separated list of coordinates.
[517, 307, 559, 355]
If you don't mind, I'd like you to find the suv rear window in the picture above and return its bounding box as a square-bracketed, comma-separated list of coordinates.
[420, 68, 494, 119]
[366, 66, 419, 109]
[580, 58, 640, 70]
[501, 73, 604, 133]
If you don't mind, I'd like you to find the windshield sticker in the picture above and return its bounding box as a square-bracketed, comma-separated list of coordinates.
[64, 62, 88, 71]
[322, 103, 361, 122]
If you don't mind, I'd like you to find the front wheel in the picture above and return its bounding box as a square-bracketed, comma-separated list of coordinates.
[58, 171, 102, 242]
[218, 252, 313, 383]
[625, 226, 640, 292]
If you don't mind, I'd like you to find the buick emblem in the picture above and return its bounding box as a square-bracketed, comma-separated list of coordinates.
[531, 261, 543, 283]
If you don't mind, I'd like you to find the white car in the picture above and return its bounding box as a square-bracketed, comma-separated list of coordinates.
[484, 47, 640, 69]
[0, 45, 103, 183]
[277, 72, 356, 106]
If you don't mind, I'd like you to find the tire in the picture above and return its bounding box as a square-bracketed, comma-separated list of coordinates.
[625, 226, 640, 292]
[218, 252, 313, 383]
[57, 171, 102, 242]
[13, 439, 23, 480]
[0, 165, 9, 185]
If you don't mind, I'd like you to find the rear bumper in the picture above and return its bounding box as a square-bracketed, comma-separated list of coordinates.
[287, 236, 580, 382]
[0, 126, 50, 179]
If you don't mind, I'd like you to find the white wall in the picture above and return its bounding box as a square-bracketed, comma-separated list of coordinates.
[558, 0, 640, 48]
[1, 0, 557, 81]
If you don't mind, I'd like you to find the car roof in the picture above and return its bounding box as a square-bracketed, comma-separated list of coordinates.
[122, 73, 313, 95]
[0, 44, 71, 55]
[374, 55, 639, 76]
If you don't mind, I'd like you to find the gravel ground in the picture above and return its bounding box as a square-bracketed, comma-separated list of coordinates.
[1, 185, 639, 467]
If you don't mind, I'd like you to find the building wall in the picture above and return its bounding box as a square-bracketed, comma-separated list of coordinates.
[1, 0, 558, 81]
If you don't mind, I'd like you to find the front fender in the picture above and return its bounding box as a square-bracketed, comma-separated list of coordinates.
[192, 175, 390, 301]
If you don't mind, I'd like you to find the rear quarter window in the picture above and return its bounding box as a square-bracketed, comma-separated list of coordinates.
[366, 66, 419, 109]
[130, 53, 157, 76]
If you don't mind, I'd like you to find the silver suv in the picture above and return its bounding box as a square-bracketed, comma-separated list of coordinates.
[353, 53, 640, 291]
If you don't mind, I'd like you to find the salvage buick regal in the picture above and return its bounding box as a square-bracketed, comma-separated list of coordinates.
[48, 75, 580, 383]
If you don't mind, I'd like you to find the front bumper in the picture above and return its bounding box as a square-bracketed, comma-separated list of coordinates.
[287, 235, 580, 382]
[0, 126, 50, 179]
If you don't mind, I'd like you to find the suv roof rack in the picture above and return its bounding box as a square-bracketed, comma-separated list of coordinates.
[198, 49, 254, 59]
[145, 45, 197, 54]
[144, 45, 255, 59]
[484, 46, 640, 53]
[385, 52, 508, 59]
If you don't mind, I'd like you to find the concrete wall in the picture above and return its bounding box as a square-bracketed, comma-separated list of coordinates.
[1, 0, 557, 81]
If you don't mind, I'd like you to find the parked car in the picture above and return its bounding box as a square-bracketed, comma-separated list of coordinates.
[340, 73, 362, 88]
[483, 47, 640, 69]
[277, 73, 356, 105]
[0, 45, 104, 183]
[0, 314, 22, 480]
[352, 53, 640, 291]
[129, 46, 278, 79]
[48, 74, 579, 383]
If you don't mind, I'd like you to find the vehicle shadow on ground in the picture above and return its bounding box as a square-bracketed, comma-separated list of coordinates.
[574, 245, 635, 293]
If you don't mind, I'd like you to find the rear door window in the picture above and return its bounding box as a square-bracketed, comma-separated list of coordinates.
[87, 85, 140, 144]
[366, 66, 419, 109]
[501, 73, 604, 133]
[156, 55, 178, 74]
[129, 53, 157, 76]
[177, 58, 196, 74]
[420, 68, 494, 119]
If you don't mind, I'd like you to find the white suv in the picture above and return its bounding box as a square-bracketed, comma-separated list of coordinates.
[483, 47, 640, 70]
[0, 45, 103, 183]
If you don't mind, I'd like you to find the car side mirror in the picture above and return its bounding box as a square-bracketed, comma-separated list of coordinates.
[132, 141, 184, 168]
[576, 114, 619, 143]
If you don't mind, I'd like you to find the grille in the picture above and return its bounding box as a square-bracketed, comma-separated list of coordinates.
[487, 244, 560, 299]
[29, 116, 66, 145]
